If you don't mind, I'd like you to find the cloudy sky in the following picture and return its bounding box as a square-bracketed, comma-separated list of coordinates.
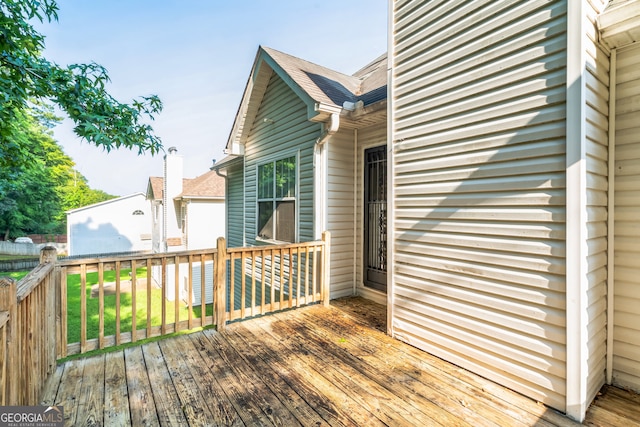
[38, 1, 388, 196]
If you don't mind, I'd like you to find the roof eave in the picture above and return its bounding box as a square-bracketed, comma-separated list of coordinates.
[598, 1, 640, 49]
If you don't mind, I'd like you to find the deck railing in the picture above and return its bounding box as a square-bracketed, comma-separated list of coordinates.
[0, 233, 330, 404]
[0, 247, 59, 406]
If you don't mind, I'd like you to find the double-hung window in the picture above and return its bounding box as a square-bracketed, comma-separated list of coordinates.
[257, 155, 296, 242]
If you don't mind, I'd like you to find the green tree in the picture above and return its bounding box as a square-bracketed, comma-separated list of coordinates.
[0, 0, 163, 170]
[0, 107, 62, 238]
[0, 105, 116, 238]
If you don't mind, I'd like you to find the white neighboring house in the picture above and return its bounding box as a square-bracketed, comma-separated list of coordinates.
[146, 147, 226, 304]
[66, 193, 152, 257]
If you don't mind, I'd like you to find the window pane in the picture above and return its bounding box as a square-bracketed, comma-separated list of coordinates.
[276, 156, 296, 198]
[258, 201, 274, 240]
[258, 163, 273, 199]
[275, 200, 295, 242]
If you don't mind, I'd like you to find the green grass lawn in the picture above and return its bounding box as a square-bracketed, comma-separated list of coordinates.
[0, 270, 30, 280]
[0, 254, 39, 261]
[1, 267, 214, 345]
[66, 267, 213, 344]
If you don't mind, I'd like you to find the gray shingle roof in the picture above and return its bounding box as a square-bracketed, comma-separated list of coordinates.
[178, 170, 225, 198]
[262, 46, 387, 108]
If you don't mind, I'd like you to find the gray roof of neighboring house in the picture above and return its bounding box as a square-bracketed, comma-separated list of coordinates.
[146, 171, 225, 201]
[146, 176, 164, 201]
[178, 170, 225, 199]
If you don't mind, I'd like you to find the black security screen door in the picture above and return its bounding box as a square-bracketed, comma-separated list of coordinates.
[364, 145, 387, 292]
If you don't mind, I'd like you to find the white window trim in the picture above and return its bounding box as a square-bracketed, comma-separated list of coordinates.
[255, 151, 299, 244]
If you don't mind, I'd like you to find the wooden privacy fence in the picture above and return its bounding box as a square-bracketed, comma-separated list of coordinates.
[0, 233, 330, 405]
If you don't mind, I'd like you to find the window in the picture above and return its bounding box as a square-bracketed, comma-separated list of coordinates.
[257, 155, 296, 242]
[132, 209, 145, 215]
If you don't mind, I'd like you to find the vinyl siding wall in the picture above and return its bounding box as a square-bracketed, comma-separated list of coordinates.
[326, 128, 357, 298]
[243, 72, 319, 246]
[392, 0, 569, 410]
[584, 0, 610, 402]
[226, 163, 245, 248]
[355, 124, 388, 304]
[613, 42, 640, 392]
[231, 72, 319, 307]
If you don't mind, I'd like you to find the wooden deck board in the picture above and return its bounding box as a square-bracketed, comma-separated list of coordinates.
[141, 342, 188, 426]
[252, 311, 461, 427]
[75, 353, 105, 426]
[124, 346, 160, 426]
[41, 297, 639, 426]
[295, 306, 525, 427]
[103, 351, 130, 426]
[185, 333, 244, 427]
[157, 336, 216, 426]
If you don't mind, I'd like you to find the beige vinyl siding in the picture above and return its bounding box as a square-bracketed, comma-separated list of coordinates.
[243, 72, 319, 246]
[355, 123, 387, 304]
[584, 0, 609, 403]
[326, 128, 356, 298]
[613, 43, 640, 392]
[392, 0, 568, 410]
[227, 162, 245, 248]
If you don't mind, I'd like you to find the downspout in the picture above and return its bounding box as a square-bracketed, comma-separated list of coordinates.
[313, 112, 340, 303]
[215, 167, 231, 246]
[606, 47, 616, 385]
[387, 0, 396, 334]
[353, 128, 358, 296]
[162, 156, 168, 252]
[316, 112, 340, 147]
[314, 113, 340, 239]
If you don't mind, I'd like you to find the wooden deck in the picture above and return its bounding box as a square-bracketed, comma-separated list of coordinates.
[41, 297, 638, 426]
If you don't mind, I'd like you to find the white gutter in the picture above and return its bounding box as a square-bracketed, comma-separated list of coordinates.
[606, 47, 617, 385]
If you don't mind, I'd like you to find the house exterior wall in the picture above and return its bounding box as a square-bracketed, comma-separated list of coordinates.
[242, 72, 320, 246]
[67, 194, 151, 256]
[355, 123, 387, 304]
[391, 0, 570, 410]
[186, 199, 225, 250]
[226, 162, 245, 248]
[584, 0, 610, 405]
[151, 201, 162, 253]
[326, 128, 357, 299]
[612, 42, 640, 392]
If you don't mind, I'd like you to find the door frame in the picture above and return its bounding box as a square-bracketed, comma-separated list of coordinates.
[363, 144, 388, 293]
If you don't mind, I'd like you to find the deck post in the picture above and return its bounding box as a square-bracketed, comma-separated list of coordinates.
[322, 231, 331, 307]
[215, 237, 227, 331]
[0, 277, 18, 405]
[39, 246, 57, 264]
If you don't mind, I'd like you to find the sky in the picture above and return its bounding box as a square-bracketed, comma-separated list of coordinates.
[37, 1, 388, 196]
